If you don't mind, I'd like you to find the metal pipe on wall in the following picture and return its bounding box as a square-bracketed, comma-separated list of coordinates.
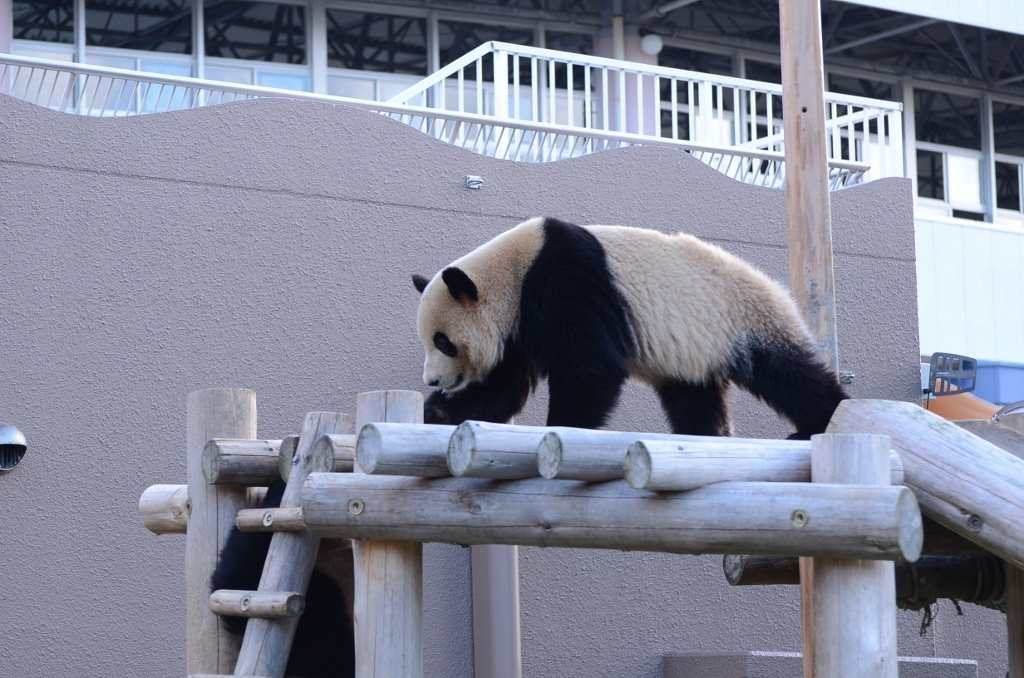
[472, 544, 523, 678]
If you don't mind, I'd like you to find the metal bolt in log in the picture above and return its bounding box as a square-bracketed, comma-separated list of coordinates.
[236, 507, 306, 533]
[355, 422, 454, 476]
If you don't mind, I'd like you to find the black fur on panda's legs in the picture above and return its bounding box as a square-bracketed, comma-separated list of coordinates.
[209, 479, 355, 678]
[729, 339, 849, 440]
[655, 379, 732, 436]
[423, 341, 538, 425]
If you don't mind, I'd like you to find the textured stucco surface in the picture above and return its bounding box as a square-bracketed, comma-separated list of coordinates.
[0, 94, 1007, 677]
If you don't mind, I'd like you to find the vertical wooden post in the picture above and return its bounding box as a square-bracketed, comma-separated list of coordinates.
[353, 391, 424, 678]
[1002, 413, 1024, 678]
[185, 388, 257, 675]
[471, 544, 523, 678]
[808, 434, 898, 678]
[780, 2, 837, 670]
[234, 411, 351, 677]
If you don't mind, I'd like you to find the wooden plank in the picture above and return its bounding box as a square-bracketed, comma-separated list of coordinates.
[209, 590, 304, 618]
[808, 433, 897, 678]
[448, 420, 549, 479]
[624, 439, 903, 491]
[202, 439, 282, 485]
[233, 411, 351, 678]
[139, 483, 190, 534]
[303, 474, 922, 561]
[185, 388, 257, 676]
[827, 399, 1024, 569]
[352, 391, 424, 678]
[538, 428, 806, 482]
[355, 422, 454, 476]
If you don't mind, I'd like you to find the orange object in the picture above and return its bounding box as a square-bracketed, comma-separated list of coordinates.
[925, 392, 999, 420]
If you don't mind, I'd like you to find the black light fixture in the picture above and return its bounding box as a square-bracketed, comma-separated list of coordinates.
[0, 423, 27, 472]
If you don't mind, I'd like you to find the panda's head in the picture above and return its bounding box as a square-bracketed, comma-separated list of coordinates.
[413, 267, 504, 392]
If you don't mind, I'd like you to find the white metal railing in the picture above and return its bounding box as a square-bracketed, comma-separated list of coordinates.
[389, 42, 905, 187]
[0, 51, 888, 189]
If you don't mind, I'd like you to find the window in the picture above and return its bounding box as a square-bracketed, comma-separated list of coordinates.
[827, 74, 893, 101]
[917, 149, 944, 201]
[659, 46, 732, 77]
[996, 162, 1022, 213]
[13, 0, 74, 43]
[326, 11, 427, 76]
[915, 88, 981, 150]
[86, 0, 192, 54]
[205, 0, 306, 64]
[544, 32, 593, 56]
[438, 20, 532, 69]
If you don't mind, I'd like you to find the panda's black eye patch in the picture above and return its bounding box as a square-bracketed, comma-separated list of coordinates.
[433, 332, 458, 358]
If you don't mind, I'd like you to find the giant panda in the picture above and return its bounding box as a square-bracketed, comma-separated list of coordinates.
[412, 217, 847, 439]
[210, 479, 355, 678]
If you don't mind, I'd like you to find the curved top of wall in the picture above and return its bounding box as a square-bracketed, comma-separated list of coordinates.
[0, 93, 911, 259]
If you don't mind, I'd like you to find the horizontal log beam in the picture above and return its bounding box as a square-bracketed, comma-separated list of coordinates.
[188, 674, 271, 678]
[202, 439, 282, 485]
[828, 399, 1024, 569]
[301, 474, 922, 561]
[538, 428, 809, 482]
[448, 421, 550, 478]
[624, 439, 903, 491]
[237, 507, 306, 532]
[139, 483, 190, 534]
[209, 589, 305, 618]
[723, 554, 1006, 606]
[355, 423, 454, 476]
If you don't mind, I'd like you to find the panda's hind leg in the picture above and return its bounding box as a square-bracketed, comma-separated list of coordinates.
[655, 379, 732, 436]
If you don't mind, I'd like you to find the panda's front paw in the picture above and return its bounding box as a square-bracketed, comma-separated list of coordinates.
[423, 391, 452, 425]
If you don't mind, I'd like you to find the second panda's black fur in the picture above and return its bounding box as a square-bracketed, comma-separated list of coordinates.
[210, 480, 355, 678]
[424, 218, 847, 438]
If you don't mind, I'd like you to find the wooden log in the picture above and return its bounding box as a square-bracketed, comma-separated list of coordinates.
[189, 674, 270, 678]
[303, 474, 922, 561]
[353, 391, 424, 678]
[202, 439, 282, 485]
[236, 507, 306, 532]
[277, 435, 299, 483]
[828, 399, 1024, 569]
[355, 422, 454, 476]
[234, 411, 350, 678]
[808, 434, 898, 678]
[209, 590, 305, 618]
[624, 439, 903, 491]
[280, 427, 355, 482]
[140, 483, 191, 534]
[185, 388, 257, 676]
[724, 554, 1006, 605]
[448, 421, 549, 479]
[538, 428, 807, 482]
[955, 419, 1024, 461]
[921, 516, 989, 556]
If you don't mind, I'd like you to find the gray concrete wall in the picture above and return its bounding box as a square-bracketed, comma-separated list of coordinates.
[0, 94, 1006, 677]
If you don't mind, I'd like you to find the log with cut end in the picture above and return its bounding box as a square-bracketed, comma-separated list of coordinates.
[209, 590, 305, 618]
[624, 439, 904, 491]
[447, 421, 550, 478]
[202, 439, 282, 485]
[723, 554, 1006, 605]
[355, 422, 454, 476]
[302, 474, 922, 561]
[827, 399, 1024, 569]
[236, 507, 306, 532]
[538, 428, 810, 482]
[140, 484, 191, 534]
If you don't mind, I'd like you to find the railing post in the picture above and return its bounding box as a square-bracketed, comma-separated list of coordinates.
[353, 391, 424, 678]
[494, 50, 509, 120]
[806, 433, 898, 678]
[185, 388, 257, 675]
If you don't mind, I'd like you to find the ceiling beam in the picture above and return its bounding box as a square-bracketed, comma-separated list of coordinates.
[948, 22, 983, 80]
[825, 17, 938, 55]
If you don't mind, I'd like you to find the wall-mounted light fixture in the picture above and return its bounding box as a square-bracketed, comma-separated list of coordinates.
[0, 424, 27, 472]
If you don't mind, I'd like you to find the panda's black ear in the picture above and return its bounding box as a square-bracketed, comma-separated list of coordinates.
[412, 274, 430, 294]
[441, 267, 479, 303]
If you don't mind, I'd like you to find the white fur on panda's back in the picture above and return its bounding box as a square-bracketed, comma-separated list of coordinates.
[587, 225, 810, 385]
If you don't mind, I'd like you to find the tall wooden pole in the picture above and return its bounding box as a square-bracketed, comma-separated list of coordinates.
[185, 388, 257, 675]
[353, 391, 424, 678]
[779, 1, 837, 675]
[1001, 413, 1024, 678]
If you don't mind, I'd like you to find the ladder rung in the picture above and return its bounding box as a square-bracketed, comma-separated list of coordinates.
[209, 589, 305, 618]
